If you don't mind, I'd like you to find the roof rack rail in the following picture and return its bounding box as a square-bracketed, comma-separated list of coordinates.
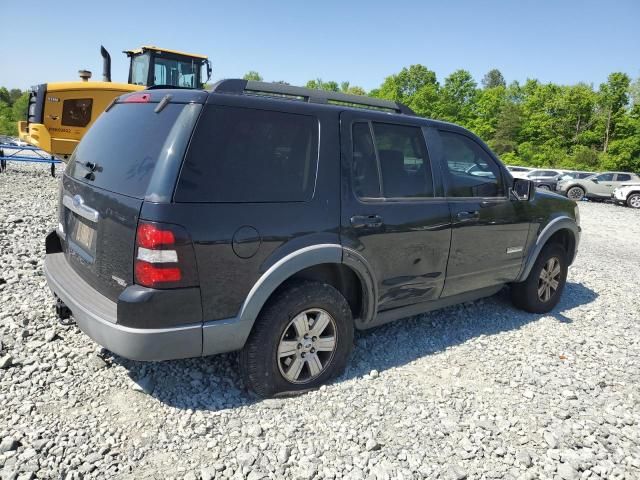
[210, 79, 416, 115]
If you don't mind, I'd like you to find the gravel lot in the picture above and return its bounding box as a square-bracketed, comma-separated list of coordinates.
[1, 163, 639, 480]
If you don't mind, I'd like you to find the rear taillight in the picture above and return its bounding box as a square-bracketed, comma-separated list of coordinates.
[134, 221, 198, 289]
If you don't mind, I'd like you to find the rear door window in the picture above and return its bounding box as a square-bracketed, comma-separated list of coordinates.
[67, 103, 185, 198]
[351, 121, 434, 199]
[176, 106, 319, 203]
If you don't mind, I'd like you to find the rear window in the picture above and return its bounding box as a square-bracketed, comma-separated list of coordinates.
[67, 103, 185, 198]
[175, 105, 318, 203]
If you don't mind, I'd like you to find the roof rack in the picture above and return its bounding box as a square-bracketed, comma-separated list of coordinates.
[210, 79, 416, 115]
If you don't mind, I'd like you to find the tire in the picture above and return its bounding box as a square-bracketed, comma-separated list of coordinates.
[627, 193, 640, 209]
[239, 280, 354, 398]
[511, 243, 568, 314]
[537, 184, 551, 191]
[566, 186, 585, 201]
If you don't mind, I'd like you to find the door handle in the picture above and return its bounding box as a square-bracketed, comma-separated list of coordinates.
[350, 215, 384, 228]
[456, 211, 479, 221]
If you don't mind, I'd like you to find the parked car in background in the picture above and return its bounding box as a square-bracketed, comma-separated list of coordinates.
[612, 182, 640, 209]
[506, 165, 533, 179]
[525, 169, 564, 190]
[556, 172, 640, 201]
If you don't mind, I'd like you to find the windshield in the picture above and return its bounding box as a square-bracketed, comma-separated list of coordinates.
[130, 54, 150, 86]
[153, 56, 200, 88]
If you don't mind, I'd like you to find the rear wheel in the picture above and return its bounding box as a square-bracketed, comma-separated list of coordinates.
[566, 186, 585, 200]
[511, 243, 568, 313]
[627, 193, 640, 209]
[240, 280, 354, 397]
[538, 184, 551, 191]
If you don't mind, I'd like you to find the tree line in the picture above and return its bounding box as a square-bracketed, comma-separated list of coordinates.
[246, 68, 640, 173]
[3, 67, 639, 173]
[0, 88, 29, 137]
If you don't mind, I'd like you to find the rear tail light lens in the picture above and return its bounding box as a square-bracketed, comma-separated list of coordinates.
[136, 223, 175, 249]
[135, 261, 182, 286]
[134, 221, 198, 289]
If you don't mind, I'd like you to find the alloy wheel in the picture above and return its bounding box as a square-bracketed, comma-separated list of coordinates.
[277, 309, 338, 384]
[567, 187, 584, 200]
[628, 194, 640, 209]
[538, 257, 561, 302]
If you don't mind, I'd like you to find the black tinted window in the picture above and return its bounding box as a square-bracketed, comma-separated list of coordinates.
[373, 123, 433, 198]
[62, 98, 92, 127]
[617, 174, 631, 182]
[595, 173, 614, 181]
[351, 122, 433, 199]
[67, 103, 185, 198]
[176, 106, 318, 203]
[440, 131, 504, 198]
[352, 123, 381, 198]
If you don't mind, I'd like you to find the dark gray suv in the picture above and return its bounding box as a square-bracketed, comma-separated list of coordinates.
[44, 80, 580, 397]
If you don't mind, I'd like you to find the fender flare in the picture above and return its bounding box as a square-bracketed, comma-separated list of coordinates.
[342, 247, 378, 327]
[202, 244, 379, 356]
[203, 244, 342, 355]
[238, 244, 342, 327]
[516, 216, 580, 282]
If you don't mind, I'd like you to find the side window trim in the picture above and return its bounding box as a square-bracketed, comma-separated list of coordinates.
[367, 121, 385, 197]
[436, 128, 508, 200]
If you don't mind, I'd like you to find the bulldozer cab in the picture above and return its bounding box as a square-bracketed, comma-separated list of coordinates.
[124, 46, 211, 89]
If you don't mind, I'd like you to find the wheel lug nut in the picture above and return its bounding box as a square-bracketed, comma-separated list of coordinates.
[301, 352, 306, 358]
[297, 344, 302, 349]
[310, 348, 315, 353]
[312, 336, 317, 342]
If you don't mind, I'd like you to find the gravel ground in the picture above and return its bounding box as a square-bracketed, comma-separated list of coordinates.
[1, 163, 639, 480]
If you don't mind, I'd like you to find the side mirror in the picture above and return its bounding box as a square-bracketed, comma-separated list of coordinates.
[511, 178, 534, 201]
[591, 178, 598, 183]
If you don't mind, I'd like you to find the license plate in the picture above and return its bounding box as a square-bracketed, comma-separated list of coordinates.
[71, 216, 96, 254]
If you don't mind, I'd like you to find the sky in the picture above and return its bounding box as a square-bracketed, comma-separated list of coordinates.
[1, 0, 638, 91]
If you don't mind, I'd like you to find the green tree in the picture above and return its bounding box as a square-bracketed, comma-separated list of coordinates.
[490, 102, 522, 154]
[12, 93, 29, 124]
[0, 100, 16, 136]
[9, 89, 23, 104]
[243, 71, 263, 81]
[305, 79, 339, 91]
[598, 72, 631, 152]
[375, 65, 438, 104]
[0, 88, 10, 105]
[438, 69, 478, 125]
[629, 77, 640, 107]
[481, 69, 506, 89]
[472, 85, 508, 140]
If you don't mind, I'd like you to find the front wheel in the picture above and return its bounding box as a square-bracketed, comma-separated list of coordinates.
[566, 186, 585, 201]
[511, 243, 568, 313]
[627, 193, 640, 209]
[239, 280, 354, 397]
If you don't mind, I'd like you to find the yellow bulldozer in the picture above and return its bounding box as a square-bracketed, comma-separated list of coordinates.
[18, 45, 211, 159]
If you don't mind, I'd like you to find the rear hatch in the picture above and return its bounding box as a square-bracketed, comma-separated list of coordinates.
[59, 90, 205, 303]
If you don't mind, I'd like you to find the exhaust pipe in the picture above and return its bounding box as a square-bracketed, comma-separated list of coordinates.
[100, 45, 111, 82]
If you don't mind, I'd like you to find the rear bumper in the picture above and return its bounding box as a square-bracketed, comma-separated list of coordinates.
[44, 252, 202, 361]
